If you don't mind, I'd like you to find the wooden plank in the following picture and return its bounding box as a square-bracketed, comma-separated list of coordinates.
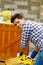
[0, 24, 29, 60]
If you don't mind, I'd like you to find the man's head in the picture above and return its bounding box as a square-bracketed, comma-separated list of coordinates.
[11, 13, 25, 28]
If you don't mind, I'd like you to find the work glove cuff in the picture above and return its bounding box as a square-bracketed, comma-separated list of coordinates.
[17, 52, 23, 57]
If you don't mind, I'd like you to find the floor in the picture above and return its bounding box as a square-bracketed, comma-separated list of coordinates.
[0, 42, 35, 65]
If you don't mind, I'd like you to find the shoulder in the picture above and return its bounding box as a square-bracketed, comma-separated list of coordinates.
[22, 20, 30, 28]
[22, 20, 31, 30]
[22, 20, 35, 28]
[23, 20, 31, 26]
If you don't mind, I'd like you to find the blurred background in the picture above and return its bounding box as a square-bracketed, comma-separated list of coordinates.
[0, 0, 43, 23]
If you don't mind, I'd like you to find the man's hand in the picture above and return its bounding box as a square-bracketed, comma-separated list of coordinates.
[30, 47, 39, 59]
[17, 52, 23, 57]
[17, 47, 25, 57]
[30, 50, 38, 59]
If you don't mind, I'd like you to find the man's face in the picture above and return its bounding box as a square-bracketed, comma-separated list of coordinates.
[13, 18, 25, 28]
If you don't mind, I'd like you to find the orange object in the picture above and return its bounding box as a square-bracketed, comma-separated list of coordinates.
[0, 23, 29, 60]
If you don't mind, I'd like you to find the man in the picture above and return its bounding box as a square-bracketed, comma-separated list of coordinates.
[11, 13, 43, 65]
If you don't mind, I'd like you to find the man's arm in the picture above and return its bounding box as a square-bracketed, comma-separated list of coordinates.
[20, 24, 30, 48]
[20, 41, 29, 52]
[34, 47, 39, 52]
[19, 24, 30, 56]
[31, 47, 39, 58]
